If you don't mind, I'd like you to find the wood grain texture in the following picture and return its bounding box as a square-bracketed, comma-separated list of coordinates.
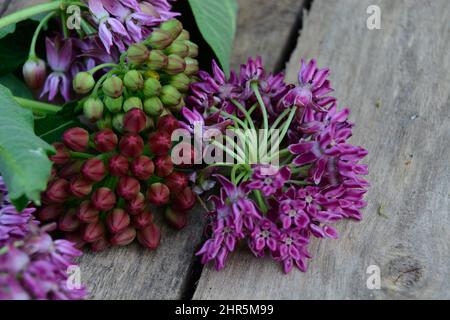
[231, 0, 305, 71]
[77, 207, 205, 300]
[193, 0, 450, 299]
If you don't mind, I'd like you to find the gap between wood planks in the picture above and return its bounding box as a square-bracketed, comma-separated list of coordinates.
[180, 0, 315, 300]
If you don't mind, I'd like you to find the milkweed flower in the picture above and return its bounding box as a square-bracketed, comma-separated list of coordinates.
[88, 0, 179, 53]
[189, 57, 368, 274]
[31, 0, 178, 102]
[40, 37, 73, 102]
[0, 177, 87, 300]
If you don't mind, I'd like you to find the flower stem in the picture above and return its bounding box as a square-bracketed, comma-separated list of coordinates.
[88, 63, 119, 75]
[29, 11, 55, 58]
[268, 148, 291, 162]
[0, 1, 63, 30]
[231, 165, 240, 184]
[211, 140, 245, 164]
[61, 10, 69, 39]
[286, 180, 309, 186]
[251, 83, 269, 161]
[92, 70, 115, 96]
[70, 151, 93, 159]
[253, 190, 268, 214]
[267, 107, 296, 159]
[14, 97, 60, 114]
[269, 107, 291, 132]
[80, 17, 96, 35]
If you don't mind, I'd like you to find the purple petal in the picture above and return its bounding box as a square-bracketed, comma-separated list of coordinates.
[293, 152, 317, 166]
[213, 174, 236, 197]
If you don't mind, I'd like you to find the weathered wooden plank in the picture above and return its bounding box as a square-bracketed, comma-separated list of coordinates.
[77, 208, 204, 299]
[231, 0, 305, 71]
[193, 0, 450, 299]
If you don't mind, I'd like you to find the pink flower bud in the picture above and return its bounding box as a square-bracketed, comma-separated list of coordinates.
[131, 210, 153, 229]
[50, 143, 70, 164]
[91, 187, 116, 211]
[172, 187, 196, 211]
[91, 236, 110, 252]
[164, 207, 188, 230]
[157, 114, 180, 135]
[106, 208, 130, 233]
[81, 158, 106, 182]
[117, 176, 140, 200]
[83, 222, 105, 243]
[110, 227, 136, 246]
[50, 166, 58, 179]
[154, 155, 174, 177]
[59, 209, 80, 232]
[127, 192, 146, 215]
[22, 58, 46, 89]
[58, 160, 82, 179]
[148, 131, 171, 155]
[76, 200, 99, 223]
[131, 156, 154, 180]
[46, 179, 70, 203]
[37, 204, 63, 221]
[119, 134, 144, 158]
[108, 154, 129, 177]
[70, 176, 93, 198]
[164, 171, 188, 193]
[146, 183, 170, 206]
[137, 223, 161, 249]
[123, 109, 147, 134]
[94, 129, 118, 152]
[63, 128, 89, 151]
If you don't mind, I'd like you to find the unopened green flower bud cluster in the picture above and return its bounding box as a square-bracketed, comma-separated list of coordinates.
[72, 19, 199, 131]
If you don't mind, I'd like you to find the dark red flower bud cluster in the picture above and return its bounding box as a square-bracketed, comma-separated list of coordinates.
[37, 110, 196, 251]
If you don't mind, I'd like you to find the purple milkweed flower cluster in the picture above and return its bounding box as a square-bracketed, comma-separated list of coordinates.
[191, 58, 369, 273]
[0, 178, 87, 300]
[188, 57, 291, 123]
[37, 0, 178, 102]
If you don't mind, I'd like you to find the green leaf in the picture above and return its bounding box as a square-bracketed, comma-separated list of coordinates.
[0, 24, 16, 39]
[0, 74, 33, 99]
[188, 0, 238, 76]
[0, 84, 54, 211]
[34, 102, 85, 144]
